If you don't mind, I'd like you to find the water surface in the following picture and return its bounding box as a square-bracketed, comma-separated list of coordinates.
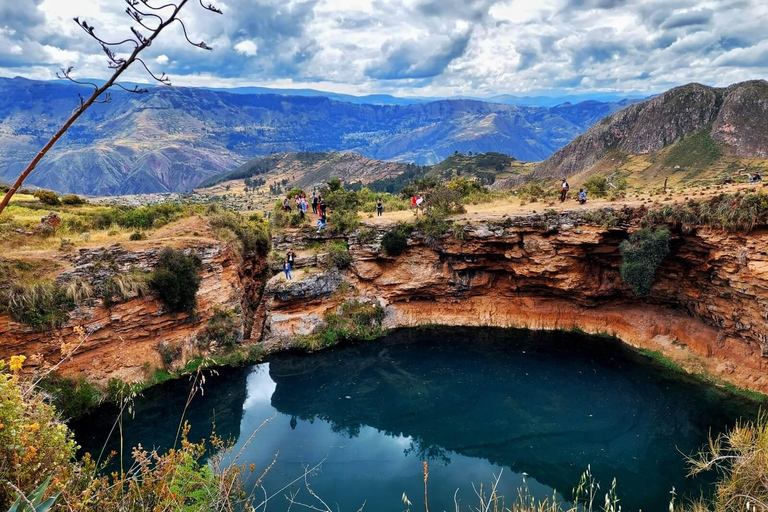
[73, 328, 760, 511]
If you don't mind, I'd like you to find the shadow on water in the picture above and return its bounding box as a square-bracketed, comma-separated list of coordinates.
[72, 327, 761, 512]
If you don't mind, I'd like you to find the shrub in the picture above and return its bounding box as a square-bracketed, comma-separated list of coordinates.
[269, 203, 291, 230]
[150, 248, 202, 313]
[33, 190, 60, 206]
[209, 211, 270, 257]
[326, 242, 352, 269]
[584, 176, 608, 197]
[198, 306, 240, 349]
[329, 208, 359, 234]
[289, 212, 305, 227]
[382, 228, 408, 256]
[37, 374, 103, 420]
[0, 359, 77, 508]
[129, 231, 146, 241]
[619, 228, 670, 296]
[61, 194, 86, 206]
[312, 299, 386, 349]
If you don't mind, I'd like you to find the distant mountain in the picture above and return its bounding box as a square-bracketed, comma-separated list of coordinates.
[526, 80, 768, 183]
[0, 76, 631, 196]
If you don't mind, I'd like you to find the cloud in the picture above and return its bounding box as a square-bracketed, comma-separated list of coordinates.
[234, 40, 258, 57]
[365, 30, 472, 79]
[0, 0, 767, 98]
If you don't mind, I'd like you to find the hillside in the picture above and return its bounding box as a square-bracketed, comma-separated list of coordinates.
[526, 80, 768, 187]
[0, 77, 630, 196]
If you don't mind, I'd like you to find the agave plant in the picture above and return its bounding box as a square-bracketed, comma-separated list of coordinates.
[7, 477, 59, 512]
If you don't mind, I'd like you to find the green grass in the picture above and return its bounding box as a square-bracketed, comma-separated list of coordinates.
[664, 126, 722, 170]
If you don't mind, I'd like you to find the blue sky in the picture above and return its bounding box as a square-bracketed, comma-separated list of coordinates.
[1, 0, 767, 98]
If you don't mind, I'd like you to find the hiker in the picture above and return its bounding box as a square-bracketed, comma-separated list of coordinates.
[415, 194, 424, 215]
[411, 195, 417, 210]
[283, 197, 291, 213]
[750, 171, 762, 183]
[559, 178, 570, 203]
[376, 198, 383, 217]
[296, 196, 304, 218]
[317, 211, 327, 232]
[302, 197, 308, 214]
[578, 188, 587, 204]
[283, 260, 292, 280]
[286, 249, 295, 270]
[311, 193, 318, 214]
[319, 198, 326, 217]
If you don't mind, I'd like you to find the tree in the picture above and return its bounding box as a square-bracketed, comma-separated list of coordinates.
[0, 0, 223, 215]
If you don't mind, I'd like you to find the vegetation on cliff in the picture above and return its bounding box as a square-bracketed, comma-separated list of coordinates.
[644, 190, 768, 233]
[619, 228, 671, 297]
[150, 248, 203, 313]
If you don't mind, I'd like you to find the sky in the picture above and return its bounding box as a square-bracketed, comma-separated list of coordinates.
[0, 0, 767, 98]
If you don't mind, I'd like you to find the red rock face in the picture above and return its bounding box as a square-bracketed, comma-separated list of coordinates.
[3, 211, 768, 394]
[264, 214, 768, 394]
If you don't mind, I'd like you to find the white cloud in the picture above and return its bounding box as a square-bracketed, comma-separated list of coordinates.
[234, 39, 258, 57]
[155, 55, 169, 66]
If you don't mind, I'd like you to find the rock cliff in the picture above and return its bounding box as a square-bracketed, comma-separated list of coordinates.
[531, 80, 768, 179]
[263, 210, 768, 394]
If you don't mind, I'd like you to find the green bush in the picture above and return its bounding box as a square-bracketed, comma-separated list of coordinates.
[326, 242, 352, 269]
[312, 299, 386, 349]
[150, 248, 202, 313]
[209, 211, 270, 257]
[619, 228, 670, 296]
[584, 176, 608, 197]
[37, 374, 103, 420]
[381, 228, 408, 256]
[61, 194, 86, 206]
[129, 231, 146, 241]
[198, 307, 240, 349]
[289, 212, 305, 228]
[33, 190, 60, 206]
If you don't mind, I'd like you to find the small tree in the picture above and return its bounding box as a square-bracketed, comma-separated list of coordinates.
[0, 0, 223, 215]
[33, 190, 61, 206]
[151, 247, 203, 313]
[619, 228, 670, 296]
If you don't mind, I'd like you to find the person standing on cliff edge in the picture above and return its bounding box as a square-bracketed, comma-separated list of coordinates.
[560, 178, 570, 203]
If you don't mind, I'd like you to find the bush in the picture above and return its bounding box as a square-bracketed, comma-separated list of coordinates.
[381, 228, 408, 256]
[61, 194, 86, 206]
[326, 242, 352, 269]
[619, 228, 670, 296]
[0, 359, 77, 508]
[33, 190, 60, 206]
[209, 211, 270, 257]
[584, 176, 608, 197]
[37, 374, 103, 420]
[311, 299, 386, 349]
[151, 248, 202, 313]
[198, 306, 240, 349]
[129, 231, 146, 241]
[289, 212, 305, 227]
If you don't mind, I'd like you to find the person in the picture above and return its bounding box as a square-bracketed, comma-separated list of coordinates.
[578, 188, 587, 204]
[411, 195, 417, 210]
[319, 198, 326, 217]
[311, 193, 318, 214]
[302, 197, 308, 214]
[286, 249, 295, 270]
[749, 171, 762, 183]
[297, 196, 304, 218]
[283, 260, 292, 280]
[317, 211, 327, 232]
[283, 197, 291, 213]
[559, 178, 570, 203]
[376, 198, 383, 217]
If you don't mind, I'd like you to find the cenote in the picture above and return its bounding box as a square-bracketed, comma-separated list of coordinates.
[72, 328, 761, 511]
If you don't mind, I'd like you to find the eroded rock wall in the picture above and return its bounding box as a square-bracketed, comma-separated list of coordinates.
[263, 211, 768, 393]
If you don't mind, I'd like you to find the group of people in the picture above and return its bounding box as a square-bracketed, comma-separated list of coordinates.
[281, 192, 328, 231]
[410, 194, 424, 213]
[560, 178, 588, 204]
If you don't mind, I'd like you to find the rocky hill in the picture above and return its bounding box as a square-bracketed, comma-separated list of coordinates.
[530, 80, 768, 181]
[0, 77, 630, 196]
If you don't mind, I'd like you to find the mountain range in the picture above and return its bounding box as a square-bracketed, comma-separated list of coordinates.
[527, 80, 768, 185]
[0, 77, 635, 196]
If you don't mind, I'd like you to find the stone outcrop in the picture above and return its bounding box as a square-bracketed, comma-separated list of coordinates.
[0, 239, 267, 384]
[263, 209, 768, 394]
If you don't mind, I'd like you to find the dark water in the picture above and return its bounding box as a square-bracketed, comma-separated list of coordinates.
[72, 328, 761, 511]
